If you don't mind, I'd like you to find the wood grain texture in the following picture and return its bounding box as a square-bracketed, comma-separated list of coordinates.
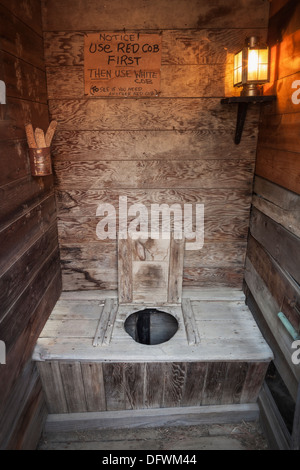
[0, 2, 60, 450]
[124, 363, 145, 410]
[244, 3, 300, 431]
[168, 236, 184, 303]
[255, 1, 300, 196]
[0, 98, 49, 141]
[246, 3, 300, 410]
[0, 4, 45, 69]
[0, 223, 59, 317]
[263, 72, 300, 115]
[37, 361, 68, 414]
[33, 290, 272, 414]
[258, 113, 300, 154]
[46, 64, 229, 99]
[42, 0, 270, 30]
[267, 0, 300, 80]
[55, 188, 252, 216]
[0, 362, 46, 450]
[255, 147, 300, 195]
[181, 298, 200, 345]
[0, 0, 43, 36]
[43, 29, 268, 67]
[37, 359, 268, 413]
[2, 51, 47, 103]
[0, 249, 61, 352]
[81, 363, 106, 412]
[144, 363, 165, 408]
[245, 258, 300, 388]
[250, 207, 300, 285]
[0, 195, 57, 275]
[42, 0, 267, 292]
[0, 139, 31, 186]
[0, 268, 62, 414]
[252, 176, 300, 238]
[245, 287, 299, 404]
[48, 98, 260, 131]
[0, 176, 54, 230]
[54, 159, 254, 190]
[118, 237, 133, 303]
[51, 129, 257, 161]
[59, 362, 87, 413]
[247, 234, 300, 333]
[102, 363, 125, 411]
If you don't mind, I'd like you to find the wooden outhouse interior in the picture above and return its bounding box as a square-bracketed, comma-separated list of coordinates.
[0, 0, 299, 450]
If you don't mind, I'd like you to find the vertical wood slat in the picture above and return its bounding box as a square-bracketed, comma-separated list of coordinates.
[221, 362, 249, 405]
[168, 236, 184, 303]
[201, 362, 228, 406]
[118, 237, 133, 303]
[37, 361, 68, 414]
[144, 363, 165, 408]
[124, 363, 145, 410]
[81, 363, 106, 412]
[59, 362, 87, 413]
[181, 362, 207, 406]
[240, 362, 270, 403]
[38, 360, 268, 413]
[181, 298, 200, 345]
[92, 298, 118, 347]
[102, 363, 125, 411]
[163, 363, 186, 408]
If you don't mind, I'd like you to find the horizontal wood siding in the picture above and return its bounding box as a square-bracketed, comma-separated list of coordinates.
[42, 0, 269, 291]
[244, 0, 300, 450]
[0, 0, 61, 450]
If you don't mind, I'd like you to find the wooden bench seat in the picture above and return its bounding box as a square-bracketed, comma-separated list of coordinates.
[33, 288, 273, 415]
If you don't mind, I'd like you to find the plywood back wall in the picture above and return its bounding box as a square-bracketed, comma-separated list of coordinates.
[42, 0, 270, 291]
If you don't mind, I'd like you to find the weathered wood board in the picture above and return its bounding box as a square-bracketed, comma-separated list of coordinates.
[0, 0, 61, 450]
[34, 289, 273, 414]
[42, 0, 270, 31]
[42, 0, 268, 292]
[118, 233, 184, 304]
[244, 1, 300, 444]
[84, 32, 161, 97]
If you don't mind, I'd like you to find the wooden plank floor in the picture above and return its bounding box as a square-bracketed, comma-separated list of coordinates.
[37, 420, 269, 450]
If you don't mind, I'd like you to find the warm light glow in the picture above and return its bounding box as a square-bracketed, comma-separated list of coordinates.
[247, 48, 268, 82]
[233, 50, 243, 85]
[233, 37, 269, 95]
[248, 49, 259, 80]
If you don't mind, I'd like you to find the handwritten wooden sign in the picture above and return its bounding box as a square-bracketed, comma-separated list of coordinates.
[84, 32, 162, 97]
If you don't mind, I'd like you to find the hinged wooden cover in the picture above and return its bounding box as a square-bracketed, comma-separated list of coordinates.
[118, 232, 184, 304]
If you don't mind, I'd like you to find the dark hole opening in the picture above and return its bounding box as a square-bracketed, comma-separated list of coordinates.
[124, 308, 179, 345]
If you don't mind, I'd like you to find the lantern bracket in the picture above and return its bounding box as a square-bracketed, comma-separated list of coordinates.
[220, 96, 276, 144]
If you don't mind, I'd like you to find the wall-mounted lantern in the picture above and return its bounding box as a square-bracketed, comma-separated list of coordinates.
[233, 36, 269, 97]
[221, 36, 276, 144]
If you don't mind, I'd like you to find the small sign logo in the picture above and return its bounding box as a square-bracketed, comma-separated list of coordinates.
[292, 340, 300, 365]
[291, 80, 300, 105]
